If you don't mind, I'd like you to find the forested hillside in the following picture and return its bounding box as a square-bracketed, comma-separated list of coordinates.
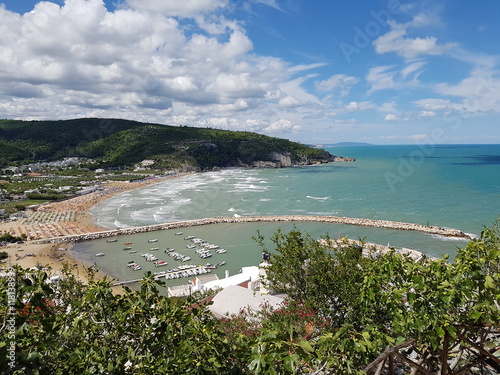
[0, 119, 340, 170]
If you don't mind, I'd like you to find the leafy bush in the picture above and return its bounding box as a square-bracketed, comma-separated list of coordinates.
[2, 224, 498, 374]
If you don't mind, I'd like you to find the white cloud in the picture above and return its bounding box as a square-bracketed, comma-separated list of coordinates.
[265, 119, 301, 133]
[373, 16, 457, 59]
[279, 75, 323, 106]
[252, 0, 283, 12]
[378, 102, 398, 113]
[0, 0, 319, 137]
[341, 101, 376, 113]
[401, 61, 426, 79]
[288, 63, 328, 74]
[414, 98, 452, 111]
[433, 68, 500, 114]
[384, 114, 398, 121]
[345, 101, 359, 112]
[243, 119, 268, 132]
[418, 110, 436, 117]
[315, 74, 358, 96]
[124, 0, 227, 17]
[279, 96, 300, 107]
[367, 60, 428, 94]
[366, 65, 395, 93]
[435, 71, 498, 98]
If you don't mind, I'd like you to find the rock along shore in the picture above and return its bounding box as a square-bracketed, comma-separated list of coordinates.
[33, 215, 471, 244]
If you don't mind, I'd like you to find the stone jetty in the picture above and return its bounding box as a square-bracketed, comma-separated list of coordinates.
[325, 238, 428, 262]
[34, 215, 471, 244]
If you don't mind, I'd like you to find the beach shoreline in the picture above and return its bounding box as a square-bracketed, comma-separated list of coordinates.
[0, 173, 193, 283]
[0, 168, 473, 284]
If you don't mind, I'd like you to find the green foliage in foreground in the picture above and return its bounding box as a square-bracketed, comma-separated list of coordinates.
[0, 224, 499, 374]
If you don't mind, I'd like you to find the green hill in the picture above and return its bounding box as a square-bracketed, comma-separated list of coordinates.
[0, 118, 346, 170]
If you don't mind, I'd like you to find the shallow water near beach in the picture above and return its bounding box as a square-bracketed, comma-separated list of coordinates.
[73, 144, 500, 288]
[90, 144, 500, 235]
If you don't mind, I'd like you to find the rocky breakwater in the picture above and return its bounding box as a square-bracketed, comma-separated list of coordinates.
[323, 238, 428, 262]
[34, 215, 470, 245]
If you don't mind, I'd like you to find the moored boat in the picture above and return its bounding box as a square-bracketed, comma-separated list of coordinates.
[127, 262, 142, 271]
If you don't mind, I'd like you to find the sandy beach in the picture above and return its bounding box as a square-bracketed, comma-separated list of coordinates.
[0, 173, 191, 282]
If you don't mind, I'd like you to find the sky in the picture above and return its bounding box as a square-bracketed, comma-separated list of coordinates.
[0, 0, 499, 145]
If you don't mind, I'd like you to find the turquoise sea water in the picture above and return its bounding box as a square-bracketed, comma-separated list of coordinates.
[74, 144, 500, 286]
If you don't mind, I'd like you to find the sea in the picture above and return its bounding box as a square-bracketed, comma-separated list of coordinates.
[72, 144, 500, 287]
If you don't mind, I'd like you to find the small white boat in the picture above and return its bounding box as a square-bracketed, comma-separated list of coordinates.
[216, 248, 227, 254]
[154, 260, 168, 267]
[127, 263, 142, 271]
[127, 260, 142, 271]
[95, 252, 105, 257]
[106, 239, 117, 243]
[150, 247, 159, 251]
[175, 232, 183, 235]
[148, 239, 158, 243]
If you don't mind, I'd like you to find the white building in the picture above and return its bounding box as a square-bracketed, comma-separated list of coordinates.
[208, 285, 285, 318]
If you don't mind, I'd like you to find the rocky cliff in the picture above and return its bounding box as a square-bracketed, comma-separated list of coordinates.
[249, 152, 355, 168]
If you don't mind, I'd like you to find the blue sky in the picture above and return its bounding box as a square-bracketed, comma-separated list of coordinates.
[0, 0, 499, 144]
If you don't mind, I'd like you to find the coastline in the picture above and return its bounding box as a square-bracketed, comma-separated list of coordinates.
[0, 173, 192, 282]
[1, 168, 473, 283]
